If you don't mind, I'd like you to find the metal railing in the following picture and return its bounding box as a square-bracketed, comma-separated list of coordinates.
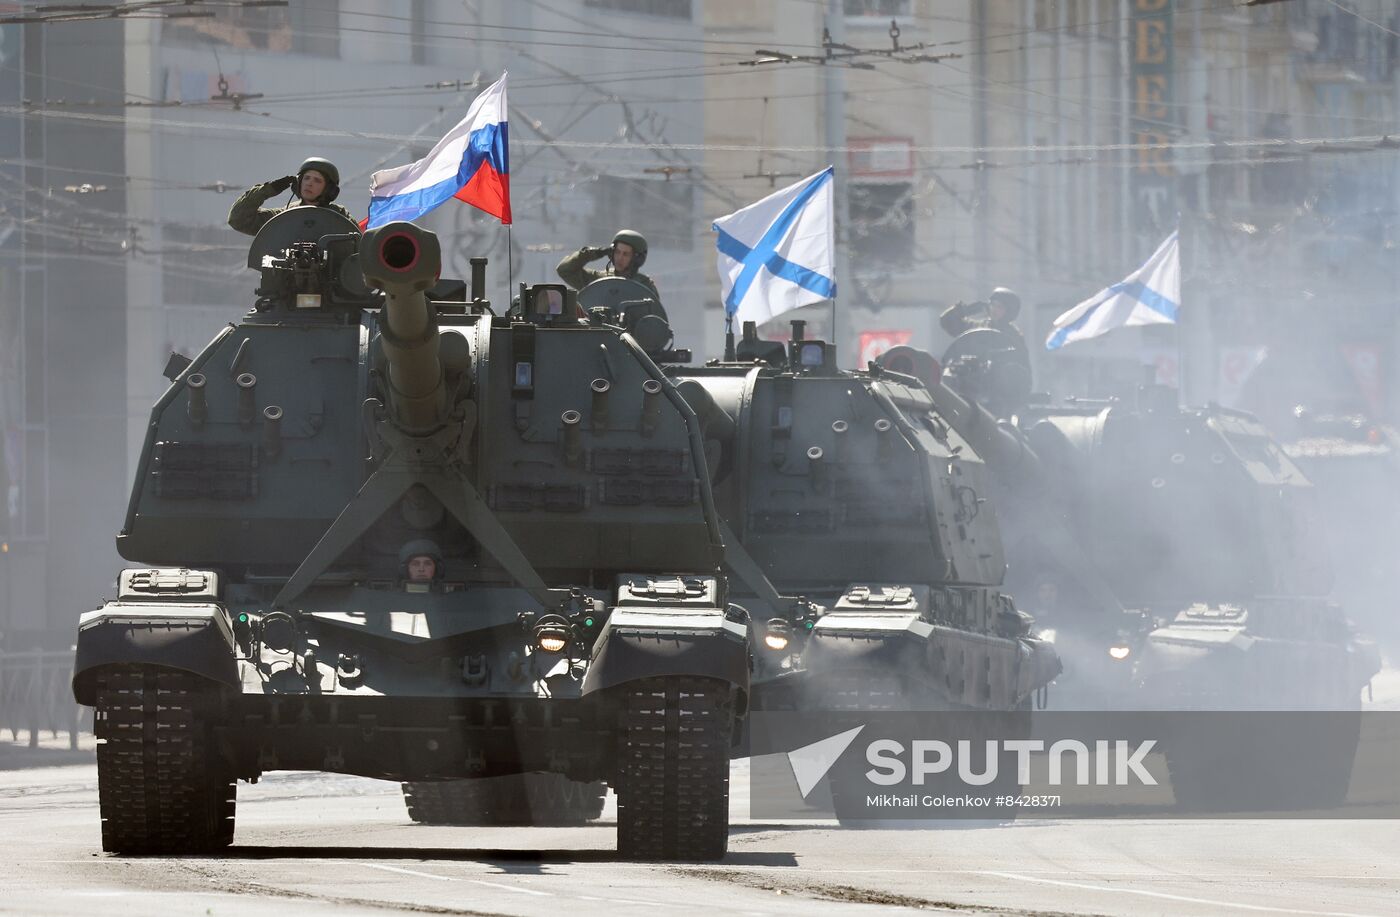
[0, 650, 87, 748]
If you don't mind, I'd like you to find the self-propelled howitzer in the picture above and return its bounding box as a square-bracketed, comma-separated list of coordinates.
[72, 209, 749, 860]
[908, 347, 1380, 711]
[883, 340, 1380, 808]
[667, 322, 1060, 716]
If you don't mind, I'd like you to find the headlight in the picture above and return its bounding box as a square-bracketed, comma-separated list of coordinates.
[1108, 644, 1132, 661]
[532, 614, 574, 654]
[763, 618, 791, 652]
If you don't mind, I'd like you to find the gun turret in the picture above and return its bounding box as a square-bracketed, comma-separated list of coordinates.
[874, 342, 1042, 484]
[909, 356, 1128, 619]
[360, 222, 446, 430]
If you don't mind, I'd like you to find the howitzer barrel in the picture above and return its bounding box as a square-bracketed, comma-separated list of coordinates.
[924, 378, 1043, 489]
[360, 222, 447, 429]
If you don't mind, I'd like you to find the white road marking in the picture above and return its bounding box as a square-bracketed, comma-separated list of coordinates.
[599, 898, 692, 909]
[346, 864, 697, 908]
[357, 862, 453, 881]
[979, 870, 1386, 917]
[675, 865, 1397, 881]
[356, 863, 557, 899]
[466, 878, 553, 897]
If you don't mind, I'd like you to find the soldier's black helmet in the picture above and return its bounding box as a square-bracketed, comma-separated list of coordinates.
[989, 286, 1021, 321]
[297, 157, 341, 204]
[611, 229, 648, 269]
[397, 538, 443, 580]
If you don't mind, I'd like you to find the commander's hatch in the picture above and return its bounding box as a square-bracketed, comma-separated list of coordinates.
[246, 207, 358, 268]
[246, 207, 379, 313]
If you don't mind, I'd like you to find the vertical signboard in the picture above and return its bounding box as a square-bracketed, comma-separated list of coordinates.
[857, 330, 913, 367]
[1131, 0, 1175, 238]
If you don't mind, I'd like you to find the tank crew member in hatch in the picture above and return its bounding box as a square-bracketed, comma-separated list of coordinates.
[399, 539, 444, 593]
[555, 229, 660, 302]
[228, 156, 355, 236]
[939, 286, 1030, 369]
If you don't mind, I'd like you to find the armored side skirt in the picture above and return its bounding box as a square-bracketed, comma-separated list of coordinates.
[73, 602, 239, 706]
[582, 607, 750, 704]
[802, 611, 1059, 710]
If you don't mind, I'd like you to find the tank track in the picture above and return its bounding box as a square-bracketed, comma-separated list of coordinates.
[401, 775, 606, 826]
[810, 672, 1024, 822]
[95, 665, 235, 854]
[807, 673, 909, 712]
[615, 676, 732, 862]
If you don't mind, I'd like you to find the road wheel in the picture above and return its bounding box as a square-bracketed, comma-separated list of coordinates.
[95, 666, 235, 854]
[529, 774, 607, 823]
[616, 677, 732, 861]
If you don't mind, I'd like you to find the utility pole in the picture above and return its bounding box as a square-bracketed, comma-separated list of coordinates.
[825, 0, 852, 365]
[973, 1, 989, 303]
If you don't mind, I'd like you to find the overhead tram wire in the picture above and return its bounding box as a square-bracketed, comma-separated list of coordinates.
[6, 101, 1398, 161]
[341, 2, 829, 52]
[50, 51, 1388, 142]
[13, 0, 1256, 98]
[1325, 0, 1400, 40]
[507, 48, 744, 210]
[144, 10, 762, 62]
[28, 3, 1293, 122]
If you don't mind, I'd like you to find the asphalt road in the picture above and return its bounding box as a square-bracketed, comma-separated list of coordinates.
[2, 751, 1398, 917]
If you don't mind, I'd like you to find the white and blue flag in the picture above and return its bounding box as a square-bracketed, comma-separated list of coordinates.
[714, 167, 835, 326]
[1046, 230, 1180, 350]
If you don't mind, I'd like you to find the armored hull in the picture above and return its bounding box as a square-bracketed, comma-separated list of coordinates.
[668, 329, 1059, 720]
[72, 213, 749, 860]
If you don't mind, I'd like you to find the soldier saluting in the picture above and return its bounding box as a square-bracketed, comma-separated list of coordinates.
[940, 286, 1030, 369]
[228, 156, 355, 236]
[555, 229, 660, 302]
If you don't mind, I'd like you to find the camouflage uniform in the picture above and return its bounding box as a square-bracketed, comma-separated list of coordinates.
[227, 177, 355, 237]
[555, 245, 660, 302]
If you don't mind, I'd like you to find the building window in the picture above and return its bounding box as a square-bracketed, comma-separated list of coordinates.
[411, 0, 428, 66]
[162, 5, 292, 51]
[1034, 0, 1116, 35]
[583, 0, 691, 18]
[293, 0, 340, 58]
[163, 0, 339, 57]
[849, 182, 914, 267]
[844, 0, 911, 20]
[590, 176, 694, 251]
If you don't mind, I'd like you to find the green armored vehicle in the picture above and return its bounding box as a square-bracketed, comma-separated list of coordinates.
[71, 209, 748, 860]
[882, 338, 1379, 806]
[668, 321, 1060, 716]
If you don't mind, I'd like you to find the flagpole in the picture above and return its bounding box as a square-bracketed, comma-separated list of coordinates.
[825, 0, 850, 364]
[1175, 214, 1185, 406]
[506, 225, 514, 303]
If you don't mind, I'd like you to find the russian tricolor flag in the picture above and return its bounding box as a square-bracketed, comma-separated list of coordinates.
[366, 73, 511, 228]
